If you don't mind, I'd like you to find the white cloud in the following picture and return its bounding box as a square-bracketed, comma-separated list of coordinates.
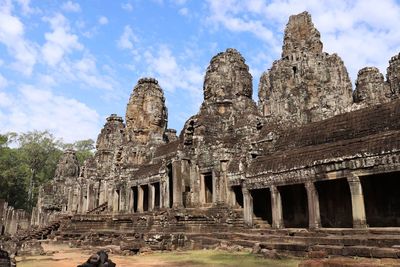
[41, 13, 83, 66]
[143, 46, 203, 101]
[98, 16, 109, 25]
[15, 0, 40, 15]
[117, 25, 137, 50]
[0, 3, 37, 75]
[61, 1, 81, 13]
[121, 2, 133, 12]
[173, 0, 187, 5]
[0, 74, 8, 89]
[204, 0, 400, 84]
[179, 7, 189, 16]
[0, 85, 101, 142]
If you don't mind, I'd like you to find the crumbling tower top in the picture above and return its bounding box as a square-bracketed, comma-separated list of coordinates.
[282, 11, 323, 58]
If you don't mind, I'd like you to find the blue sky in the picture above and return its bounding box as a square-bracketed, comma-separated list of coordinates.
[1, 0, 400, 143]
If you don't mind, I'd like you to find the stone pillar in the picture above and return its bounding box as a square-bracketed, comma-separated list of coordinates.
[213, 169, 220, 204]
[270, 185, 284, 229]
[172, 160, 183, 208]
[159, 182, 163, 209]
[137, 185, 144, 213]
[107, 185, 114, 211]
[112, 189, 119, 213]
[149, 184, 155, 211]
[305, 182, 321, 229]
[87, 183, 97, 212]
[162, 179, 168, 209]
[67, 188, 73, 213]
[191, 164, 200, 205]
[347, 174, 367, 228]
[219, 161, 229, 204]
[128, 186, 134, 212]
[242, 187, 253, 226]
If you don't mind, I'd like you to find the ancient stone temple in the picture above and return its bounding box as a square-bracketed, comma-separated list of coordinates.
[4, 11, 400, 258]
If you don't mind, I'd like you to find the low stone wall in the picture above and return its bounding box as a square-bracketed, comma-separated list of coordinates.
[0, 200, 30, 236]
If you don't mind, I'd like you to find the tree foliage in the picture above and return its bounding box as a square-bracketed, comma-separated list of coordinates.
[0, 131, 95, 211]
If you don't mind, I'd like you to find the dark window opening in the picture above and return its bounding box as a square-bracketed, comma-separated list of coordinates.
[115, 190, 120, 211]
[279, 184, 308, 228]
[361, 172, 400, 227]
[315, 179, 352, 228]
[131, 186, 138, 212]
[293, 66, 297, 75]
[203, 172, 213, 203]
[232, 186, 244, 208]
[250, 188, 272, 224]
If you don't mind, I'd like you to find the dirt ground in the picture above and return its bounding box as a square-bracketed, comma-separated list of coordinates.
[16, 243, 300, 267]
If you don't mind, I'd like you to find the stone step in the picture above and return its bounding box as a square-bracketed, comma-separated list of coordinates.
[310, 244, 400, 258]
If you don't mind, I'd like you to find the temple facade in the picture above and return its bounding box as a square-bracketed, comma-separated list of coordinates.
[32, 11, 400, 235]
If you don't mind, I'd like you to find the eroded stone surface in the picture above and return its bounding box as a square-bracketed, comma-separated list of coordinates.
[125, 77, 167, 145]
[387, 53, 400, 97]
[18, 11, 400, 261]
[54, 149, 80, 179]
[258, 11, 353, 126]
[353, 67, 390, 105]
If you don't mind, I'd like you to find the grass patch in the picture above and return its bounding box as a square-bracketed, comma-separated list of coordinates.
[17, 249, 301, 267]
[141, 250, 300, 266]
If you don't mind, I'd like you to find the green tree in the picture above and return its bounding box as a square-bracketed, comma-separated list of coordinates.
[0, 134, 30, 209]
[63, 139, 95, 165]
[17, 131, 62, 210]
[0, 131, 96, 211]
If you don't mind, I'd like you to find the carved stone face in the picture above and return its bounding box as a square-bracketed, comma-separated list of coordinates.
[143, 94, 166, 129]
[125, 79, 167, 144]
[203, 49, 252, 102]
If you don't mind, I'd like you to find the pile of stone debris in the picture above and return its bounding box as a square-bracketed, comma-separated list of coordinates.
[0, 248, 15, 267]
[77, 250, 116, 267]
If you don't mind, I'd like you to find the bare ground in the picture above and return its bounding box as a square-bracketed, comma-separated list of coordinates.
[16, 242, 300, 267]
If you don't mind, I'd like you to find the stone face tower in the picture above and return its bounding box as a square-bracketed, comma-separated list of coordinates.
[201, 48, 258, 116]
[203, 48, 252, 103]
[54, 149, 80, 179]
[387, 53, 400, 97]
[353, 67, 390, 105]
[258, 11, 353, 126]
[125, 77, 168, 145]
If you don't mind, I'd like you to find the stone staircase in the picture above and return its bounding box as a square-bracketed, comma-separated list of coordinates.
[252, 216, 271, 229]
[86, 202, 108, 214]
[189, 228, 400, 258]
[25, 206, 400, 259]
[18, 220, 62, 241]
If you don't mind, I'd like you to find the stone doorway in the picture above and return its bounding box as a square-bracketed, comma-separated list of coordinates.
[361, 172, 400, 227]
[315, 178, 352, 228]
[141, 185, 149, 212]
[153, 182, 161, 209]
[232, 186, 243, 208]
[131, 186, 138, 212]
[115, 189, 121, 211]
[279, 184, 309, 228]
[201, 172, 213, 204]
[250, 188, 272, 224]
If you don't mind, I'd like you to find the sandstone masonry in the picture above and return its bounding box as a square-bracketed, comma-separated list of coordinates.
[3, 11, 400, 259]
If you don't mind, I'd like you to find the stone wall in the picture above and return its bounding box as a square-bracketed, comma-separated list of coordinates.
[30, 11, 400, 237]
[258, 11, 353, 126]
[0, 200, 30, 236]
